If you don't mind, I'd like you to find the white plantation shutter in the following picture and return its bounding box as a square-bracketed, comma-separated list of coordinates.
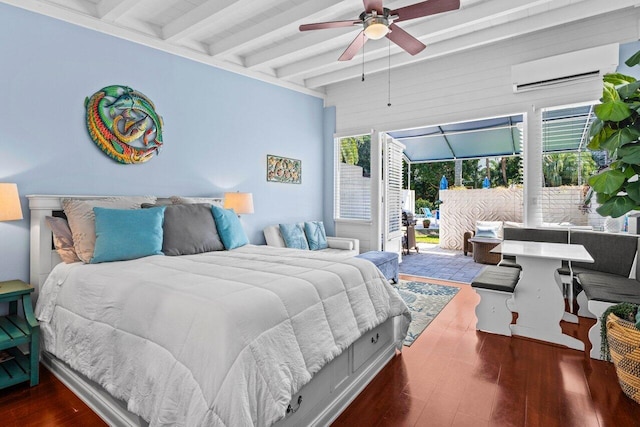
[385, 137, 404, 239]
[334, 136, 371, 220]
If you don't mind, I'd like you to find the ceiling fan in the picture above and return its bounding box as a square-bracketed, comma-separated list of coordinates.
[299, 0, 460, 61]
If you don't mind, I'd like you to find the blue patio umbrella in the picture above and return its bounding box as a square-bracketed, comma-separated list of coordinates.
[483, 177, 490, 189]
[439, 175, 448, 190]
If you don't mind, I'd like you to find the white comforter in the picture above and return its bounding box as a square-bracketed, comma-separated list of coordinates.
[36, 245, 410, 426]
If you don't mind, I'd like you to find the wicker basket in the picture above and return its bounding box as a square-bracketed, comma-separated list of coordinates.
[606, 312, 640, 404]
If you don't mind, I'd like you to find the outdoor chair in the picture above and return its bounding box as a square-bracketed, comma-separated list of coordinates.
[422, 207, 433, 219]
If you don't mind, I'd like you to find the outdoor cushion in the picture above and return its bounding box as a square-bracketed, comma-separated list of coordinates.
[476, 221, 503, 239]
[570, 231, 638, 277]
[471, 266, 520, 293]
[578, 271, 640, 305]
[557, 265, 593, 277]
[497, 258, 520, 269]
[503, 227, 568, 244]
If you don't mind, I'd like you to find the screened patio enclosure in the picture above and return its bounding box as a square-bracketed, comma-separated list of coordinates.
[389, 105, 595, 167]
[387, 105, 601, 249]
[389, 115, 524, 163]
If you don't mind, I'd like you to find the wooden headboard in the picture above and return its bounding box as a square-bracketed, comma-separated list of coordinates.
[27, 195, 223, 298]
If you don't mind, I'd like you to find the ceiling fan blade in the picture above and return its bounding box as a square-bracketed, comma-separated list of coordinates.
[390, 0, 460, 23]
[386, 23, 426, 55]
[299, 20, 361, 31]
[339, 31, 367, 61]
[363, 0, 384, 14]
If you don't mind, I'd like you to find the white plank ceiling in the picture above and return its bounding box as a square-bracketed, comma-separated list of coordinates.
[2, 0, 637, 97]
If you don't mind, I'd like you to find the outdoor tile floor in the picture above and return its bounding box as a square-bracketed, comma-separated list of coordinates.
[399, 243, 485, 283]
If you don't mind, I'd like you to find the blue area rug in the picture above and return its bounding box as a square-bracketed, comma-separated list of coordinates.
[394, 281, 460, 346]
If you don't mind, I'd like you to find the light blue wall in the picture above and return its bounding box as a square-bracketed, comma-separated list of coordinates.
[0, 4, 332, 282]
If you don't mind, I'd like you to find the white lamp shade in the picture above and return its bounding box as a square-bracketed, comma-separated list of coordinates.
[0, 183, 23, 221]
[224, 192, 254, 215]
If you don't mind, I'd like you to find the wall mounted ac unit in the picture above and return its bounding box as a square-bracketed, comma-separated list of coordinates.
[512, 44, 619, 93]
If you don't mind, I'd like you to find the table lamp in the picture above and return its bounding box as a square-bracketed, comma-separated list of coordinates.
[0, 183, 23, 222]
[223, 192, 254, 217]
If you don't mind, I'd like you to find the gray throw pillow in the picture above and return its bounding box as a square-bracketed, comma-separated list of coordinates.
[160, 203, 224, 255]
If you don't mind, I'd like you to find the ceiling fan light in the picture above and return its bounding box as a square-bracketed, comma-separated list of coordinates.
[363, 15, 389, 40]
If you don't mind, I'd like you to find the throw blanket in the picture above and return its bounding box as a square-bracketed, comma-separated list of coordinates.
[36, 245, 410, 426]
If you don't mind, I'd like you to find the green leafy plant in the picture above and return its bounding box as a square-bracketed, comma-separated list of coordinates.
[600, 302, 639, 361]
[588, 50, 640, 218]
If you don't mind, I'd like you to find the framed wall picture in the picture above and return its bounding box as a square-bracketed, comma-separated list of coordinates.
[266, 155, 301, 184]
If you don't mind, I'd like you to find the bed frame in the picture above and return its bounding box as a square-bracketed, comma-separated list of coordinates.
[28, 194, 404, 427]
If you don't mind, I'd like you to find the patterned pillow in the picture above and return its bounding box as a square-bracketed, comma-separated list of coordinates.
[62, 196, 156, 263]
[304, 221, 328, 250]
[279, 223, 309, 250]
[45, 216, 81, 263]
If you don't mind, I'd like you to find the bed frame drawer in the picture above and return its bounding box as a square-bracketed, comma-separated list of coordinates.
[280, 365, 331, 426]
[331, 349, 350, 392]
[352, 321, 392, 372]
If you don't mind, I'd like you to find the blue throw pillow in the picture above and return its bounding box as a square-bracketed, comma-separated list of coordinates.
[279, 223, 309, 250]
[211, 206, 249, 250]
[304, 221, 328, 250]
[91, 206, 166, 264]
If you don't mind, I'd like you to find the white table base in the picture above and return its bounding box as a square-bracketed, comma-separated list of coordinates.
[511, 256, 585, 351]
[554, 270, 579, 324]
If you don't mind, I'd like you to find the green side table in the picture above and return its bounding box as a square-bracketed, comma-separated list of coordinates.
[0, 280, 39, 388]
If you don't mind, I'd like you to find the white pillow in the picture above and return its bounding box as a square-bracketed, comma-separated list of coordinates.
[62, 196, 156, 263]
[475, 221, 503, 239]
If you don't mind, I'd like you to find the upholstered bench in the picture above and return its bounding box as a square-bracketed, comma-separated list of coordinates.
[356, 251, 399, 283]
[471, 266, 520, 336]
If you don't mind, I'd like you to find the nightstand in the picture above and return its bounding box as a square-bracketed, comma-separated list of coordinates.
[0, 280, 39, 388]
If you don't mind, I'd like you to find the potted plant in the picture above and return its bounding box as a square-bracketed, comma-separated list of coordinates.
[423, 219, 431, 228]
[588, 49, 640, 218]
[601, 302, 640, 403]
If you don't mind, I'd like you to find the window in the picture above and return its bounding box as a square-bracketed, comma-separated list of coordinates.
[334, 135, 371, 220]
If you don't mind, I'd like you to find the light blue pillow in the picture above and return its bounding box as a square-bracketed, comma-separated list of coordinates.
[211, 206, 249, 250]
[475, 225, 498, 239]
[279, 223, 309, 250]
[304, 221, 328, 250]
[91, 206, 166, 264]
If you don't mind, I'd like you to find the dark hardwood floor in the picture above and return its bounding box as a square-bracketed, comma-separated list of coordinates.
[0, 367, 106, 426]
[333, 275, 640, 427]
[1, 275, 638, 426]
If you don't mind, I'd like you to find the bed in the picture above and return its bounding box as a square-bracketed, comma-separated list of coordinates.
[28, 195, 410, 426]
